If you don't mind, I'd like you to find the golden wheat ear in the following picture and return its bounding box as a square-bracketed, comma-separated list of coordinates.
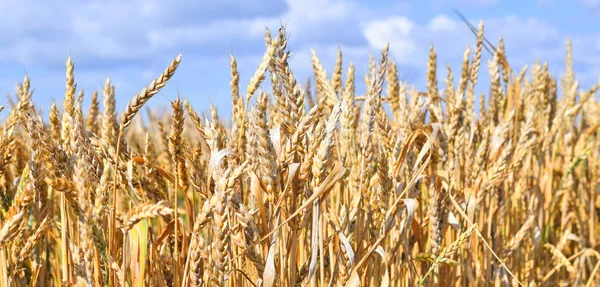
[0, 17, 596, 287]
[121, 53, 183, 129]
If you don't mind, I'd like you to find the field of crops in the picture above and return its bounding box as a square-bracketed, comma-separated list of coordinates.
[0, 22, 599, 286]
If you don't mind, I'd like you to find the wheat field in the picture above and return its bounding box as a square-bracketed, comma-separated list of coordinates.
[0, 22, 599, 286]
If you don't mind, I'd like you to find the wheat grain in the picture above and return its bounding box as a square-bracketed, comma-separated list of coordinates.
[0, 22, 596, 287]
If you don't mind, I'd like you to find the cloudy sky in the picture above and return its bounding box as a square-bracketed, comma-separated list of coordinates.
[1, 0, 599, 120]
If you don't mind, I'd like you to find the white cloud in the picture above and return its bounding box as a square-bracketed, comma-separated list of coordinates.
[360, 14, 565, 68]
[354, 13, 600, 94]
[146, 19, 266, 51]
[361, 17, 416, 64]
[0, 0, 599, 117]
[0, 0, 287, 67]
[361, 15, 469, 67]
[285, 0, 354, 21]
[0, 0, 377, 80]
[428, 15, 459, 33]
[489, 16, 559, 44]
[364, 17, 415, 38]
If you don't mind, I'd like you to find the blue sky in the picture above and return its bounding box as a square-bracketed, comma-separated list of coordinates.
[1, 0, 599, 121]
